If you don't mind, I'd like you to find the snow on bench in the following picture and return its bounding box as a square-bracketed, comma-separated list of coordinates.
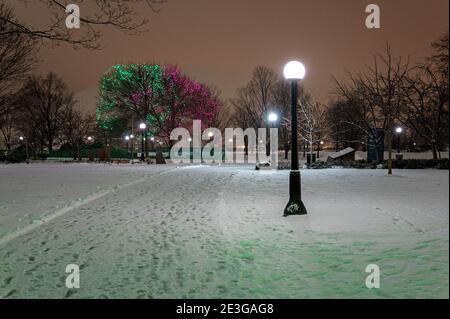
[327, 147, 356, 162]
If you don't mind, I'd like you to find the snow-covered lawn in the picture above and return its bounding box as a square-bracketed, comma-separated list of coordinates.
[0, 163, 448, 298]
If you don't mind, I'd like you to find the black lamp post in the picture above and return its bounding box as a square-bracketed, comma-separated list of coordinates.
[139, 122, 146, 161]
[125, 135, 130, 155]
[395, 127, 402, 154]
[130, 134, 135, 163]
[283, 61, 307, 216]
[268, 112, 278, 165]
[19, 136, 29, 164]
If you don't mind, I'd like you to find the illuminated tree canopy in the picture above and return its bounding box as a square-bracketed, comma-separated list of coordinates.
[96, 63, 221, 140]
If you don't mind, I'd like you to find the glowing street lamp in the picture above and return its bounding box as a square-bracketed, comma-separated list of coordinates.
[268, 112, 278, 123]
[283, 60, 307, 216]
[86, 136, 94, 162]
[139, 122, 147, 161]
[129, 134, 135, 163]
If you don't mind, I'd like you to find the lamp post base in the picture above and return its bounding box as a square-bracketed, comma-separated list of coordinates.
[284, 199, 307, 216]
[284, 171, 307, 216]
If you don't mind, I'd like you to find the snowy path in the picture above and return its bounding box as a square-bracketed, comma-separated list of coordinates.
[0, 164, 448, 298]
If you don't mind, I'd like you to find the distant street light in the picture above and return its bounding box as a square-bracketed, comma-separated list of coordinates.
[268, 112, 278, 123]
[150, 136, 155, 148]
[283, 60, 307, 216]
[317, 140, 325, 158]
[125, 135, 130, 154]
[129, 134, 135, 163]
[86, 136, 94, 162]
[139, 122, 147, 161]
[395, 127, 403, 153]
[267, 112, 278, 161]
[19, 136, 29, 164]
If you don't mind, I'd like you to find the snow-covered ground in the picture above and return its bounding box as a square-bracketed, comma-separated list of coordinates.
[0, 163, 448, 298]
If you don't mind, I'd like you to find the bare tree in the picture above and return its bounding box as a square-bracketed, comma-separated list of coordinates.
[399, 33, 449, 160]
[429, 32, 449, 78]
[0, 94, 18, 153]
[326, 99, 365, 152]
[16, 72, 75, 152]
[0, 0, 166, 49]
[202, 85, 229, 131]
[0, 3, 37, 118]
[231, 66, 282, 154]
[333, 45, 410, 174]
[283, 89, 326, 163]
[231, 66, 279, 128]
[62, 105, 94, 160]
[271, 78, 291, 159]
[0, 108, 12, 150]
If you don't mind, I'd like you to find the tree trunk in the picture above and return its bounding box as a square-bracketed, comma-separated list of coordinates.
[431, 143, 438, 161]
[77, 145, 81, 162]
[387, 132, 393, 175]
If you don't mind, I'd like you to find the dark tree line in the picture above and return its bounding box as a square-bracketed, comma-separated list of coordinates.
[0, 3, 36, 150]
[331, 33, 448, 170]
[3, 72, 95, 158]
[0, 0, 170, 159]
[1, 3, 94, 158]
[232, 33, 448, 172]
